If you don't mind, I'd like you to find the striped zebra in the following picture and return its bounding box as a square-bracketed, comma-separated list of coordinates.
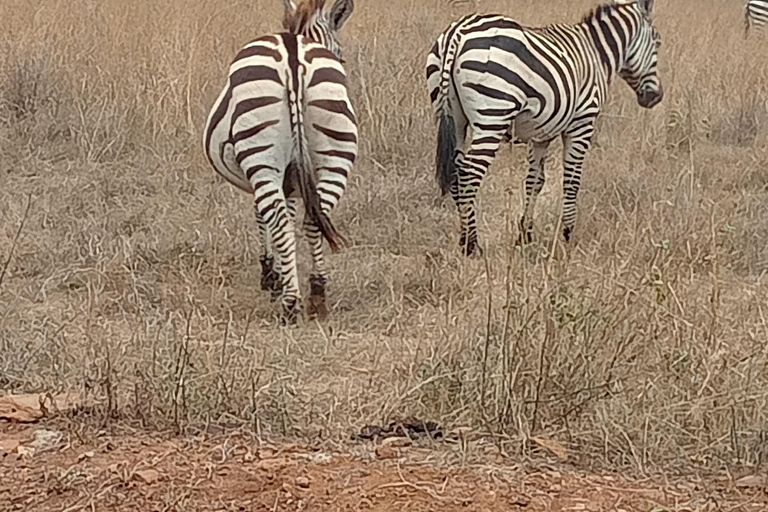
[746, 0, 768, 34]
[203, 0, 356, 322]
[426, 0, 663, 255]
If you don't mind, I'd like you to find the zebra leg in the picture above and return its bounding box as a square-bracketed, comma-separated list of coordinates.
[518, 140, 550, 245]
[455, 130, 504, 256]
[254, 175, 302, 323]
[561, 123, 595, 242]
[304, 217, 329, 320]
[255, 207, 281, 297]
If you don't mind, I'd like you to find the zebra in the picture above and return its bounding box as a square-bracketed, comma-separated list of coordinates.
[746, 0, 768, 34]
[203, 0, 356, 322]
[426, 0, 663, 256]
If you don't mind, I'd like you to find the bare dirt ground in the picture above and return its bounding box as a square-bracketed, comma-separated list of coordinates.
[2, 421, 767, 512]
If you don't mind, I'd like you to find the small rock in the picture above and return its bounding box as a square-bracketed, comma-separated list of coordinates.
[16, 446, 35, 458]
[0, 439, 21, 455]
[134, 469, 160, 484]
[296, 476, 310, 488]
[31, 429, 63, 449]
[296, 452, 332, 464]
[77, 451, 95, 462]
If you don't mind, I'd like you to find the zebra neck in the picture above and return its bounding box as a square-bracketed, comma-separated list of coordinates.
[578, 7, 632, 86]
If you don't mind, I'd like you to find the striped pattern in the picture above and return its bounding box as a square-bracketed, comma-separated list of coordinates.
[203, 0, 356, 322]
[746, 0, 768, 34]
[427, 0, 663, 255]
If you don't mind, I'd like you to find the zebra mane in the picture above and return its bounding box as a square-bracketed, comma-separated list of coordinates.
[283, 0, 327, 34]
[580, 1, 640, 25]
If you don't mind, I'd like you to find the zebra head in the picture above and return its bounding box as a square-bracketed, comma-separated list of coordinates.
[282, 0, 355, 62]
[619, 0, 663, 108]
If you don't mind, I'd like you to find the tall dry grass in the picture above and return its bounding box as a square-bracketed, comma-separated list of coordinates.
[1, 0, 767, 470]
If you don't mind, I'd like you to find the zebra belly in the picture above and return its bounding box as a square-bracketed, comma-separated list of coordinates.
[510, 112, 562, 143]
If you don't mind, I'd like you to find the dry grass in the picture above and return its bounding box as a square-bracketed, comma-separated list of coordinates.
[1, 0, 768, 472]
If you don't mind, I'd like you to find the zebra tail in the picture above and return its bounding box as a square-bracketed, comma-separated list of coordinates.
[435, 35, 460, 197]
[745, 8, 751, 37]
[295, 136, 347, 253]
[436, 110, 457, 197]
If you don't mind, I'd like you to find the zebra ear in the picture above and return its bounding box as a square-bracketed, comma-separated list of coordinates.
[283, 0, 298, 14]
[329, 0, 354, 31]
[639, 0, 655, 18]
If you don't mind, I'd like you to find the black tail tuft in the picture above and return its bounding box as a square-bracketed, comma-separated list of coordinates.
[436, 112, 457, 196]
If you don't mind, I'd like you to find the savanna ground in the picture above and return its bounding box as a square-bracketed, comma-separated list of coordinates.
[1, 0, 768, 509]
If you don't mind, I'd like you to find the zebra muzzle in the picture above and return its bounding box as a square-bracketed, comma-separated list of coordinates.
[637, 87, 663, 109]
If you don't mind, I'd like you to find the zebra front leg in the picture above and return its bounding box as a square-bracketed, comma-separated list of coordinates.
[561, 123, 595, 242]
[455, 131, 503, 256]
[255, 207, 281, 298]
[304, 217, 329, 320]
[518, 140, 550, 245]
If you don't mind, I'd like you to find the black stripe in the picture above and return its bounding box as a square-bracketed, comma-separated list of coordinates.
[307, 100, 356, 124]
[460, 60, 544, 105]
[234, 44, 282, 63]
[317, 149, 355, 163]
[312, 124, 357, 143]
[465, 82, 518, 103]
[204, 87, 232, 154]
[236, 144, 273, 165]
[305, 47, 338, 63]
[460, 18, 521, 36]
[318, 166, 349, 178]
[246, 164, 276, 179]
[308, 68, 347, 88]
[232, 119, 280, 144]
[230, 66, 282, 87]
[477, 108, 516, 117]
[233, 97, 282, 122]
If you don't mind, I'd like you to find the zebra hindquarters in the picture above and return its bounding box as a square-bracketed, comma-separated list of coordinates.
[203, 86, 255, 194]
[301, 53, 357, 318]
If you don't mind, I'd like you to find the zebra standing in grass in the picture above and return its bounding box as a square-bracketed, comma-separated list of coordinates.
[426, 0, 663, 255]
[746, 0, 768, 34]
[203, 0, 356, 322]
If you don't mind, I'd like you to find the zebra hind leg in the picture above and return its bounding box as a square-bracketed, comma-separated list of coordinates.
[455, 130, 504, 256]
[253, 177, 302, 324]
[518, 140, 550, 246]
[304, 217, 329, 320]
[255, 208, 281, 298]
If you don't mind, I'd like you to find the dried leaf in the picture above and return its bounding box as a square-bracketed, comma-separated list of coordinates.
[531, 436, 569, 461]
[0, 438, 21, 455]
[734, 475, 766, 488]
[134, 469, 160, 484]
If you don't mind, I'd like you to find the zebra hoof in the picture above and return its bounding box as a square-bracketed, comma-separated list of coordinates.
[563, 226, 573, 243]
[268, 281, 283, 302]
[307, 295, 329, 321]
[280, 300, 300, 325]
[260, 257, 280, 293]
[307, 274, 328, 320]
[459, 234, 482, 257]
